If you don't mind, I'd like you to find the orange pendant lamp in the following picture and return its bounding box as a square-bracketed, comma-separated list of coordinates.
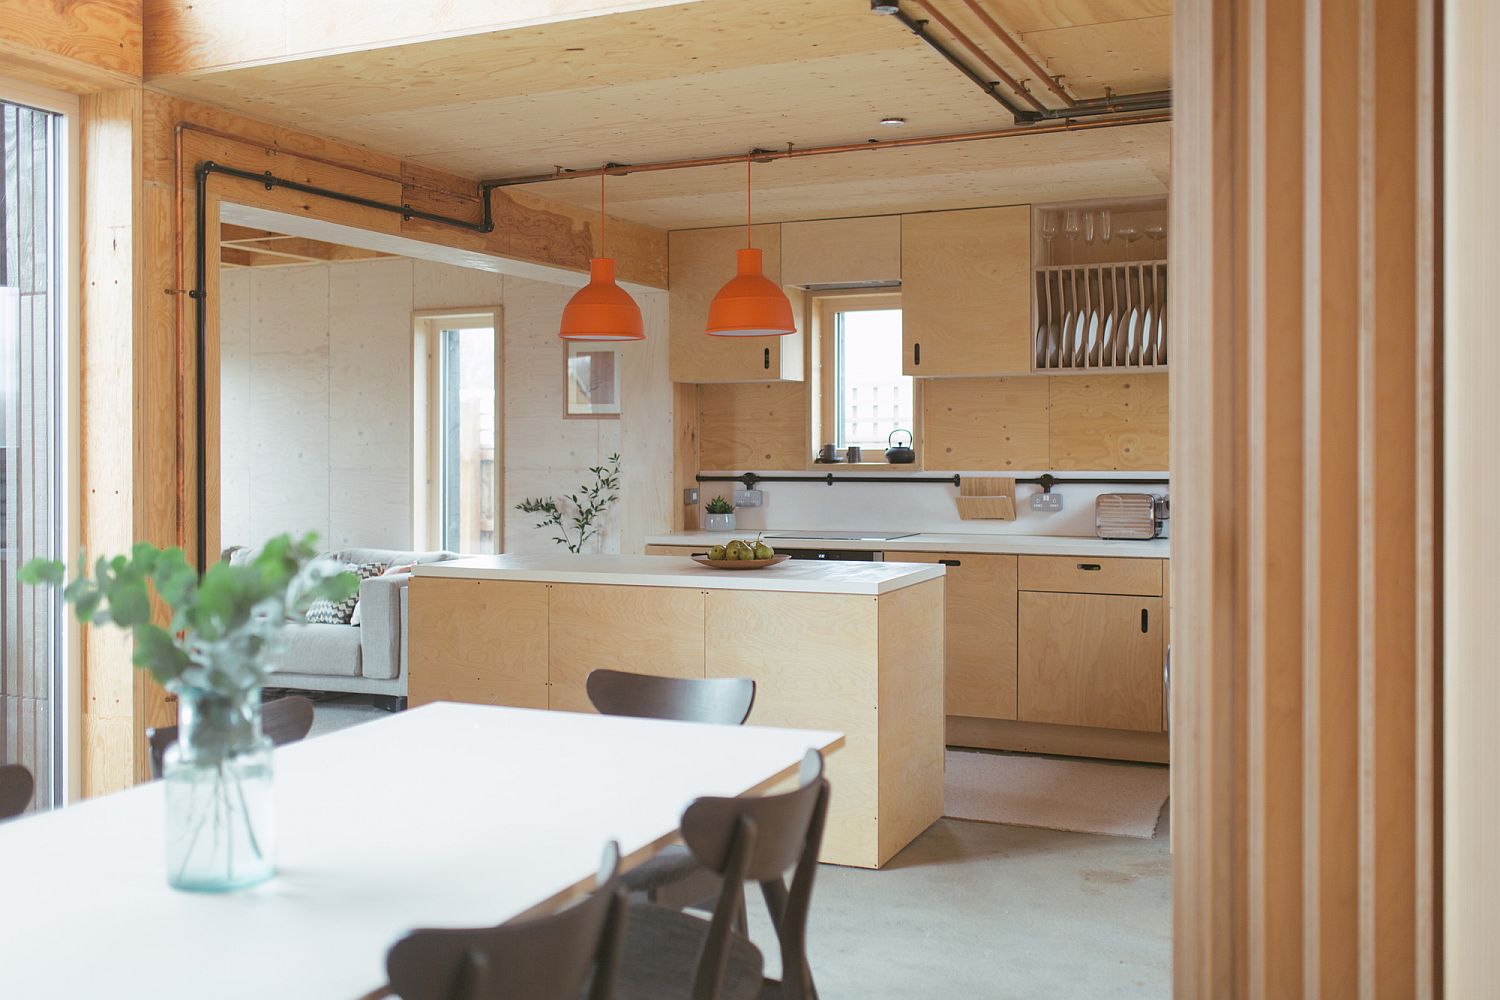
[705, 156, 796, 337]
[559, 169, 644, 341]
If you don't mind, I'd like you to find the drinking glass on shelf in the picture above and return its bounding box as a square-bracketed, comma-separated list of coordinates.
[1099, 209, 1113, 244]
[1063, 210, 1081, 244]
[1144, 223, 1166, 258]
[1116, 225, 1141, 258]
[1039, 212, 1058, 263]
[1083, 213, 1096, 246]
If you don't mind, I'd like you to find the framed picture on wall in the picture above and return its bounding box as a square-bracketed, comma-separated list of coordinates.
[564, 342, 622, 419]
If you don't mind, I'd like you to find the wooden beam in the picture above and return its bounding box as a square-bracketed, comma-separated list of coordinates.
[219, 237, 394, 263]
[143, 0, 704, 79]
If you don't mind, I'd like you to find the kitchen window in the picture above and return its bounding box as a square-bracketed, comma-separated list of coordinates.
[816, 292, 914, 458]
[413, 309, 502, 554]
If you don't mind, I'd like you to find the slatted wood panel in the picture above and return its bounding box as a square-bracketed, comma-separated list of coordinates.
[1171, 0, 1439, 995]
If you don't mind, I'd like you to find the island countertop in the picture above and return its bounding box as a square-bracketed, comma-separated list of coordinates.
[413, 552, 945, 596]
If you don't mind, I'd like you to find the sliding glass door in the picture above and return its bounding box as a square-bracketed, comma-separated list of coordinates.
[1, 98, 64, 810]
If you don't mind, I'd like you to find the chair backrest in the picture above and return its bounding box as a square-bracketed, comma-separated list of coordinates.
[679, 749, 831, 1000]
[585, 670, 755, 726]
[0, 764, 34, 820]
[147, 694, 317, 780]
[386, 841, 628, 1000]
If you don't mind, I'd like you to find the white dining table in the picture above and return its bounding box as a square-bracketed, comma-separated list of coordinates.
[0, 702, 843, 1000]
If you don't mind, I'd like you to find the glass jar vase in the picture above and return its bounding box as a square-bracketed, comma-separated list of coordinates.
[163, 687, 276, 892]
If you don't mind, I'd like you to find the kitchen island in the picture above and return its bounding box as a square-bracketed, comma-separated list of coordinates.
[407, 553, 946, 868]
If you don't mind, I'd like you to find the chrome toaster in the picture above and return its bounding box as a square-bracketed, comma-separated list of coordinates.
[1095, 493, 1167, 540]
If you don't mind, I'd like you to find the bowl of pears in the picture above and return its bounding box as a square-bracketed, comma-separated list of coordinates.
[692, 534, 789, 570]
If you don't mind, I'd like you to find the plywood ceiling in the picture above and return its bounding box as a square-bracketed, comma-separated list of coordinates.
[152, 0, 1171, 229]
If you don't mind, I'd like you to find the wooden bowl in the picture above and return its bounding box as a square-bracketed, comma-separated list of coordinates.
[690, 553, 791, 570]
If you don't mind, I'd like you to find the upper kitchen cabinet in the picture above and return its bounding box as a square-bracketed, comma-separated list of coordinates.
[669, 224, 805, 383]
[782, 216, 901, 287]
[901, 206, 1032, 377]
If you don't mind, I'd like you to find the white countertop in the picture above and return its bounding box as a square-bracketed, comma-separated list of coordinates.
[415, 552, 946, 595]
[644, 531, 1171, 559]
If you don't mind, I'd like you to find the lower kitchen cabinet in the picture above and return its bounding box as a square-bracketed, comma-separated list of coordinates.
[1016, 591, 1166, 732]
[886, 550, 1017, 720]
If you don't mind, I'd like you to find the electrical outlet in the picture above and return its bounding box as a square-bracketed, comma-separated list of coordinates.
[732, 488, 764, 508]
[1031, 492, 1064, 512]
[683, 487, 699, 506]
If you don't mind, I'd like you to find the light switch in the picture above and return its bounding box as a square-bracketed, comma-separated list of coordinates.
[683, 487, 699, 506]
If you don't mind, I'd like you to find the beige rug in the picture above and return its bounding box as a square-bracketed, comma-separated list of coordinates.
[943, 749, 1170, 839]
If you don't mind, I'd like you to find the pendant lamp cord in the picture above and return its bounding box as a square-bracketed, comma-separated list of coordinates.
[599, 167, 606, 259]
[745, 154, 752, 248]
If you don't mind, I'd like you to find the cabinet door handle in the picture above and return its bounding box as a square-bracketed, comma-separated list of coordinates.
[763, 348, 771, 370]
[913, 342, 921, 366]
[938, 559, 961, 567]
[1141, 608, 1150, 633]
[1077, 563, 1102, 571]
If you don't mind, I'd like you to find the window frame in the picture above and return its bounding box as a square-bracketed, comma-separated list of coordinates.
[0, 75, 79, 805]
[412, 307, 503, 553]
[813, 290, 918, 466]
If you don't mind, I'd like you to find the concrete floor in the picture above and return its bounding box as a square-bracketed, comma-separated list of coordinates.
[302, 694, 1172, 998]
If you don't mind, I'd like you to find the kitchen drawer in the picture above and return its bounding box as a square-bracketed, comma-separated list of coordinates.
[1017, 555, 1163, 596]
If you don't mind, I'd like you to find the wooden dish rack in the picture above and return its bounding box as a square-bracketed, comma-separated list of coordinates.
[1033, 261, 1168, 371]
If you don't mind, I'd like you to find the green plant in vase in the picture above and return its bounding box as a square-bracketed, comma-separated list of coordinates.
[21, 533, 356, 891]
[516, 453, 622, 553]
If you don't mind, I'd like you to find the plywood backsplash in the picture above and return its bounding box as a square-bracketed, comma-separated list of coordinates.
[698, 373, 1167, 471]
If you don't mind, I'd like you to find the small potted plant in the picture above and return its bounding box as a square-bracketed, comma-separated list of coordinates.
[703, 496, 736, 531]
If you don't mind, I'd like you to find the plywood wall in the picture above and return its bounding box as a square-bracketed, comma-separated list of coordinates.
[0, 0, 143, 91]
[218, 258, 673, 556]
[699, 373, 1168, 472]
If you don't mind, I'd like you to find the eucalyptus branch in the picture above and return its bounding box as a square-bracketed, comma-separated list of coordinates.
[515, 453, 623, 554]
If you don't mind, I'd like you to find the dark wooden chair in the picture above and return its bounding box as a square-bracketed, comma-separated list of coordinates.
[0, 763, 34, 821]
[585, 670, 756, 905]
[147, 694, 317, 779]
[613, 748, 831, 1000]
[386, 841, 628, 1000]
[585, 670, 755, 726]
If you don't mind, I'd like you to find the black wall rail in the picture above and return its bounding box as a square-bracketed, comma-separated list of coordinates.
[697, 472, 1171, 490]
[191, 161, 502, 569]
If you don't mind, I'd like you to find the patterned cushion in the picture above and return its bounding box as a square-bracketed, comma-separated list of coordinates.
[306, 562, 386, 625]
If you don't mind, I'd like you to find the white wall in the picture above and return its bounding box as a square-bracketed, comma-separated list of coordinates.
[219, 258, 672, 555]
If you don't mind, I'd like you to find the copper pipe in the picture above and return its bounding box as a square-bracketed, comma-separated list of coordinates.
[906, 0, 1046, 113]
[957, 0, 1077, 108]
[482, 111, 1171, 188]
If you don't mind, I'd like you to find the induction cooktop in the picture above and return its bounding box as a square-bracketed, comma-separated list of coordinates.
[763, 530, 918, 542]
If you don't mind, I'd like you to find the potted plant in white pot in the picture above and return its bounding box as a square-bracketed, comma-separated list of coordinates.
[703, 495, 736, 531]
[21, 533, 355, 892]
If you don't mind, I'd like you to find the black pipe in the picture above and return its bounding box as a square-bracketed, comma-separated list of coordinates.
[888, 8, 1171, 123]
[191, 160, 497, 569]
[891, 8, 1034, 123]
[698, 473, 964, 488]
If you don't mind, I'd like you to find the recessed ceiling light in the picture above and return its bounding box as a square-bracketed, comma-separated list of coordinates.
[880, 116, 907, 127]
[870, 0, 900, 13]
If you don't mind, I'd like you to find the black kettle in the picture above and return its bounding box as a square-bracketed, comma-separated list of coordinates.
[885, 429, 916, 464]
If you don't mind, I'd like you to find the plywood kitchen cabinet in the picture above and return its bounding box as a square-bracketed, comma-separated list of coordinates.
[900, 205, 1032, 377]
[407, 579, 550, 709]
[886, 551, 1017, 720]
[781, 215, 901, 287]
[1017, 592, 1166, 733]
[669, 224, 805, 383]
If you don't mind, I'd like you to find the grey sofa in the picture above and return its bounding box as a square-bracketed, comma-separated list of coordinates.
[225, 545, 456, 710]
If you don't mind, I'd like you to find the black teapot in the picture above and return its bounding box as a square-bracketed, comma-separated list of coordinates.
[885, 429, 915, 464]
